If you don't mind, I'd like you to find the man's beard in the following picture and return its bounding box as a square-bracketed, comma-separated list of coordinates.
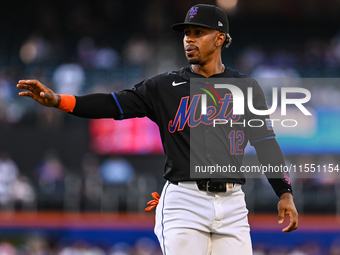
[187, 58, 200, 65]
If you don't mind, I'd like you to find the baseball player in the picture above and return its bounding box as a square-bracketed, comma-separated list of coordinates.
[17, 4, 298, 254]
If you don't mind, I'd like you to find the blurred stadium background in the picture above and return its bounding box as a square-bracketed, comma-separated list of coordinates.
[1, 0, 340, 254]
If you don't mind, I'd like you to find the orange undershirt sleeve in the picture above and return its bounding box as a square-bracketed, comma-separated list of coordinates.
[57, 94, 76, 113]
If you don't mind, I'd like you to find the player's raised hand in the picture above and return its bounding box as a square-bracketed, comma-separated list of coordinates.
[277, 192, 298, 232]
[17, 80, 60, 108]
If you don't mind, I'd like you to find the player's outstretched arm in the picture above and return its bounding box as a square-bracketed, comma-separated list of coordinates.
[278, 192, 298, 232]
[17, 79, 145, 119]
[17, 80, 61, 108]
[17, 79, 122, 118]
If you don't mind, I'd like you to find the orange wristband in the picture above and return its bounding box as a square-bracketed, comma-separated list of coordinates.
[57, 95, 76, 113]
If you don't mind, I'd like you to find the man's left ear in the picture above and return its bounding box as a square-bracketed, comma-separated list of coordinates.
[215, 33, 226, 48]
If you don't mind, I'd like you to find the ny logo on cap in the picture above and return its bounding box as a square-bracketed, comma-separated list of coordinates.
[189, 7, 199, 19]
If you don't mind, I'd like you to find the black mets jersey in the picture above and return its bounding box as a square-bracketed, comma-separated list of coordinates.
[112, 66, 275, 184]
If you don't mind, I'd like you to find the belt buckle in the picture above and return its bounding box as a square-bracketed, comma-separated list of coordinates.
[205, 181, 231, 193]
[206, 181, 210, 192]
[206, 181, 222, 193]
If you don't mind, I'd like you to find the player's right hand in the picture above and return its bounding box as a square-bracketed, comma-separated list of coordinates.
[17, 80, 61, 108]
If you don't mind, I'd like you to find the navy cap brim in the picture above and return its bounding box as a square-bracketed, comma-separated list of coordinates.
[171, 22, 216, 32]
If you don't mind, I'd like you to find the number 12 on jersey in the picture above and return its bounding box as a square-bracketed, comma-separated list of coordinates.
[229, 130, 244, 155]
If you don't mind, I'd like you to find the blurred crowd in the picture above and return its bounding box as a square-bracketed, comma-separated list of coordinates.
[0, 1, 340, 125]
[0, 237, 163, 255]
[236, 35, 340, 79]
[0, 33, 152, 125]
[1, 149, 340, 214]
[252, 240, 340, 255]
[1, 236, 340, 255]
[0, 152, 35, 211]
[0, 150, 163, 212]
[1, 31, 340, 125]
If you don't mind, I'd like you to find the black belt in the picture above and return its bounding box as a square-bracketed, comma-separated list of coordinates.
[196, 180, 230, 192]
[170, 180, 233, 193]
